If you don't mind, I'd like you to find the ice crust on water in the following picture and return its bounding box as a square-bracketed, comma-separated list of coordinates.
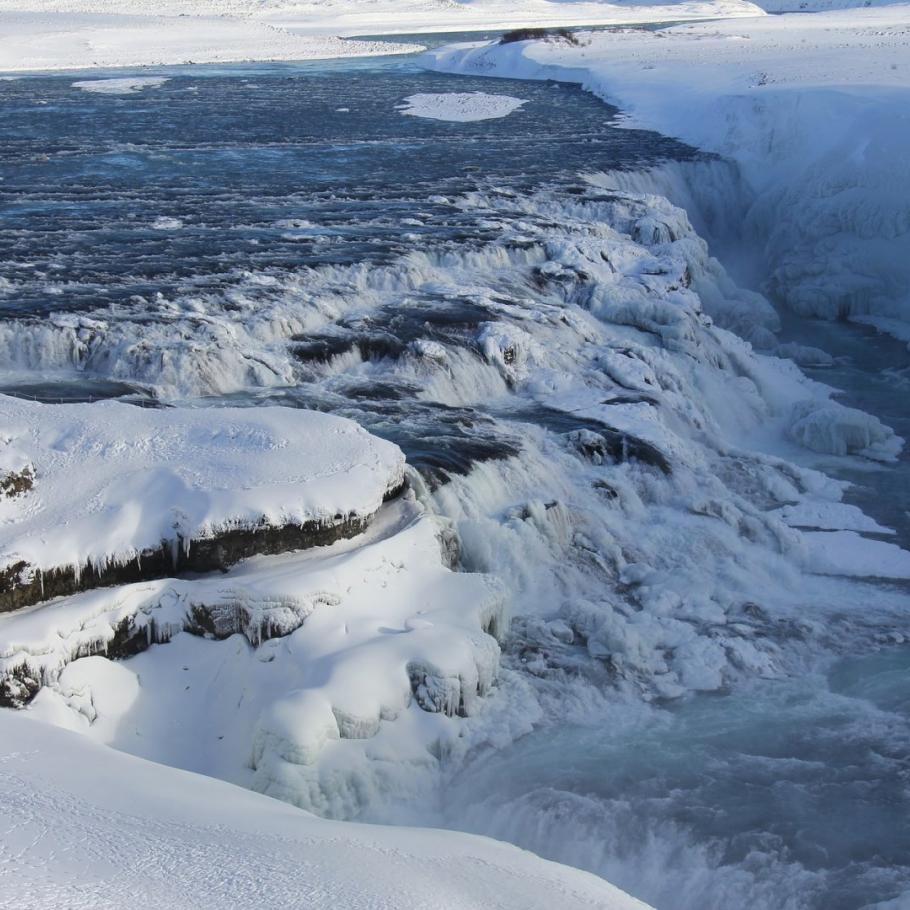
[71, 76, 169, 94]
[398, 92, 528, 122]
[0, 395, 404, 595]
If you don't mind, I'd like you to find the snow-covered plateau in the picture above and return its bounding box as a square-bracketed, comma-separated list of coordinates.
[0, 0, 765, 73]
[0, 397, 405, 611]
[0, 0, 767, 73]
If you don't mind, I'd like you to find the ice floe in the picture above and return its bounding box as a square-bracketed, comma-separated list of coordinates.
[398, 92, 528, 122]
[72, 76, 169, 95]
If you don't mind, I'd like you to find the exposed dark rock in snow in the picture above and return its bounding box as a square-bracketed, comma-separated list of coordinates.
[0, 512, 387, 615]
[0, 464, 34, 498]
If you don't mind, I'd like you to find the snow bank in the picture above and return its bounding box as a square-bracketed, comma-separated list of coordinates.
[0, 396, 404, 611]
[0, 11, 419, 73]
[398, 92, 527, 122]
[427, 6, 910, 336]
[0, 712, 650, 910]
[4, 500, 507, 817]
[755, 0, 906, 9]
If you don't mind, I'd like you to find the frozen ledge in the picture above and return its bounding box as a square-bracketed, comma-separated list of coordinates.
[0, 396, 405, 613]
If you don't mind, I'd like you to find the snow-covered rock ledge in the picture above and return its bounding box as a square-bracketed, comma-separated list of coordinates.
[0, 396, 405, 613]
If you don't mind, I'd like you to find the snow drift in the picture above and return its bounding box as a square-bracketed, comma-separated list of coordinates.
[0, 710, 651, 910]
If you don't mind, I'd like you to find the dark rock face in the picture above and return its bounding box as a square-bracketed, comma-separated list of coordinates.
[407, 665, 469, 718]
[0, 588, 339, 708]
[0, 479, 405, 615]
[0, 663, 41, 709]
[566, 427, 672, 475]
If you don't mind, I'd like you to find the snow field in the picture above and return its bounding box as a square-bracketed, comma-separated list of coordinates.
[0, 11, 420, 73]
[0, 0, 770, 75]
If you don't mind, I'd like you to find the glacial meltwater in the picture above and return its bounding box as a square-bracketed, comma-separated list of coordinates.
[2, 47, 908, 910]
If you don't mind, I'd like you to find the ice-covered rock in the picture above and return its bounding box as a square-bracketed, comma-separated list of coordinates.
[787, 398, 903, 461]
[6, 501, 506, 817]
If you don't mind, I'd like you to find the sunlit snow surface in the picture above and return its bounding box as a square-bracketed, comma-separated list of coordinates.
[0, 711, 648, 910]
[2, 58, 910, 910]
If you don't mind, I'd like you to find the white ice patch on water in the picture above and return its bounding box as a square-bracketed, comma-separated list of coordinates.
[151, 215, 183, 230]
[397, 92, 527, 122]
[803, 530, 910, 578]
[772, 499, 895, 535]
[71, 76, 169, 95]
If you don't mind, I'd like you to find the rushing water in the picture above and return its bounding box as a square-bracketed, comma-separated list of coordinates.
[2, 49, 909, 910]
[430, 645, 910, 910]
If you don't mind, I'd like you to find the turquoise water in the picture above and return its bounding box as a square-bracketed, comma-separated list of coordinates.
[435, 646, 910, 910]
